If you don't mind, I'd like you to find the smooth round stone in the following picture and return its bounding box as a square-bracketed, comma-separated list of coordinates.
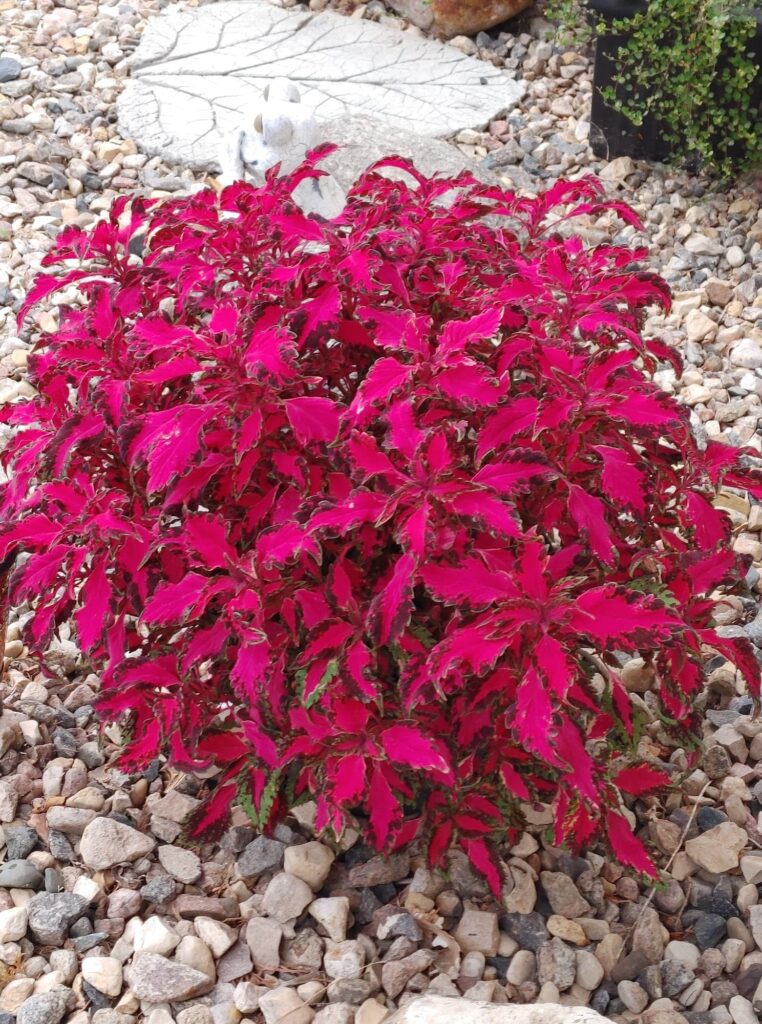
[726, 245, 745, 267]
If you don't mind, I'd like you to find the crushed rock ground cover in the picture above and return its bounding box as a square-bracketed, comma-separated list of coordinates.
[0, 1, 762, 1023]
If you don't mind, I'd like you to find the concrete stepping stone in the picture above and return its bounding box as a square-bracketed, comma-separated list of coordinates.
[117, 0, 524, 172]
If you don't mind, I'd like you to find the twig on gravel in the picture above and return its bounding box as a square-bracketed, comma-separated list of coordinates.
[615, 778, 712, 961]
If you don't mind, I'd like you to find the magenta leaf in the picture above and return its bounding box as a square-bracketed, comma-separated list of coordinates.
[285, 397, 341, 444]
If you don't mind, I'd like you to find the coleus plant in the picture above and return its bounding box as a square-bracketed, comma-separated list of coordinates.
[2, 148, 761, 892]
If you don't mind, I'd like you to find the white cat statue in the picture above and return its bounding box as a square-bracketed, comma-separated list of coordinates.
[217, 78, 345, 218]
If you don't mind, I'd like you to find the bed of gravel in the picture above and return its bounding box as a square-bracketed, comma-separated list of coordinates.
[1, 2, 762, 1024]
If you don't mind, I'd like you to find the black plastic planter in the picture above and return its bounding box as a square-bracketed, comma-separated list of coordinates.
[587, 0, 762, 166]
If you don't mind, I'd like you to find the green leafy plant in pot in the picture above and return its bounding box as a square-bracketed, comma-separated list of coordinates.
[549, 0, 762, 177]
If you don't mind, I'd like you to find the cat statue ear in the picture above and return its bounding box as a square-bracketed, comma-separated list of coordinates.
[217, 79, 345, 218]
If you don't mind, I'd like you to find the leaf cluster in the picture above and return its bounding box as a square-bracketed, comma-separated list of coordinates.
[2, 150, 761, 891]
[548, 0, 762, 177]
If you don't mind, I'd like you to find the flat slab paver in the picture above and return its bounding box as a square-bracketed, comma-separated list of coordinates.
[117, 0, 525, 172]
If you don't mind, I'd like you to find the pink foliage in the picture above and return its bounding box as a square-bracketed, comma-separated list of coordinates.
[2, 148, 761, 889]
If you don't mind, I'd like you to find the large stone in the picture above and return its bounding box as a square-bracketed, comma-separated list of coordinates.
[81, 957, 123, 997]
[259, 987, 314, 1024]
[237, 835, 285, 880]
[127, 952, 214, 1002]
[684, 821, 747, 874]
[158, 845, 202, 884]
[16, 991, 70, 1024]
[118, 1, 523, 171]
[245, 915, 283, 971]
[453, 909, 499, 956]
[384, 996, 607, 1022]
[540, 873, 591, 919]
[0, 859, 43, 890]
[386, 0, 532, 38]
[284, 842, 335, 892]
[79, 817, 156, 870]
[262, 872, 315, 923]
[309, 897, 349, 943]
[0, 905, 27, 942]
[28, 892, 89, 945]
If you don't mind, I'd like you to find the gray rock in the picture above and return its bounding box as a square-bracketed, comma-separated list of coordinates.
[0, 58, 22, 84]
[217, 941, 253, 983]
[661, 959, 696, 997]
[16, 990, 70, 1024]
[500, 912, 549, 951]
[348, 852, 410, 888]
[141, 874, 177, 904]
[3, 825, 37, 860]
[537, 938, 576, 991]
[127, 953, 215, 1002]
[27, 892, 89, 945]
[0, 859, 43, 890]
[73, 932, 109, 953]
[47, 831, 73, 863]
[237, 835, 285, 880]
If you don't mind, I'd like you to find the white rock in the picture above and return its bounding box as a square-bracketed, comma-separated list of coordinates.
[356, 1001, 390, 1024]
[599, 156, 635, 183]
[314, 1006, 354, 1024]
[730, 338, 762, 370]
[324, 940, 365, 980]
[262, 872, 314, 923]
[284, 842, 335, 892]
[309, 897, 350, 943]
[127, 952, 214, 1002]
[0, 906, 27, 943]
[681, 384, 712, 406]
[134, 916, 180, 957]
[79, 817, 156, 869]
[684, 821, 747, 873]
[194, 917, 237, 959]
[0, 977, 34, 1012]
[234, 981, 266, 1013]
[259, 987, 315, 1024]
[665, 940, 701, 971]
[729, 995, 757, 1024]
[726, 245, 746, 268]
[245, 915, 283, 971]
[684, 309, 716, 343]
[574, 950, 603, 991]
[175, 934, 216, 982]
[685, 234, 724, 256]
[384, 996, 607, 1022]
[82, 956, 123, 997]
[158, 845, 202, 884]
[740, 856, 762, 884]
[72, 876, 102, 903]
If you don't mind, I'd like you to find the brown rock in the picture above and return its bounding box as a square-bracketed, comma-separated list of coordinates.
[453, 909, 499, 956]
[540, 872, 591, 919]
[386, 0, 532, 39]
[631, 907, 665, 965]
[172, 895, 239, 920]
[348, 853, 410, 888]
